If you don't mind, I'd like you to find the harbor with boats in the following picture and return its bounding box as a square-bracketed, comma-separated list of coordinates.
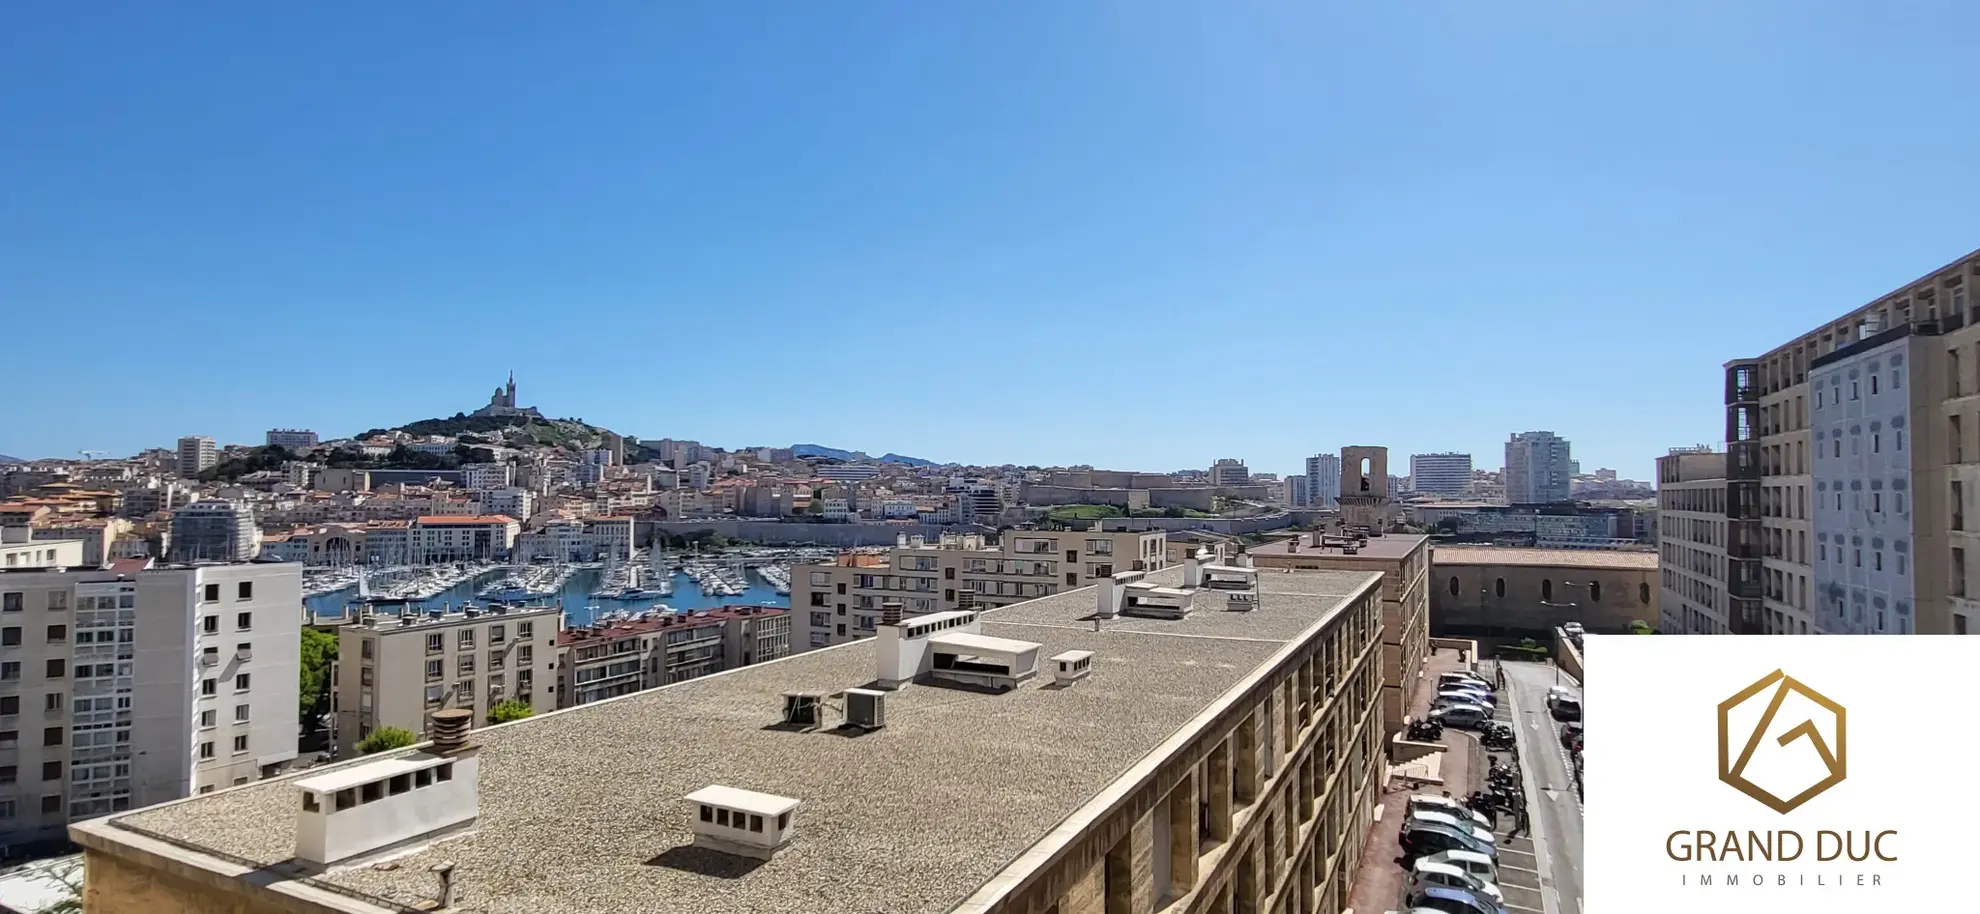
[301, 547, 828, 627]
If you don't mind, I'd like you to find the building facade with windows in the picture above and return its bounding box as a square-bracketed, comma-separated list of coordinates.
[0, 561, 300, 856]
[792, 529, 1168, 649]
[408, 515, 519, 564]
[264, 429, 319, 451]
[1407, 453, 1473, 498]
[1656, 448, 1731, 634]
[333, 605, 559, 756]
[1208, 458, 1250, 486]
[1724, 247, 1980, 635]
[554, 607, 791, 708]
[1305, 453, 1341, 509]
[168, 500, 257, 563]
[174, 437, 216, 479]
[1503, 432, 1572, 505]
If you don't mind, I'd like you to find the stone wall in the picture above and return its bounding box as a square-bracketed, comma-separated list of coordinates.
[1431, 561, 1659, 638]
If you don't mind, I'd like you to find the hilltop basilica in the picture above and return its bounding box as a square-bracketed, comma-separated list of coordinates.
[471, 372, 543, 419]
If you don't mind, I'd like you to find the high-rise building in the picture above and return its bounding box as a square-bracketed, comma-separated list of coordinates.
[1408, 452, 1473, 497]
[1282, 474, 1310, 507]
[264, 429, 319, 451]
[1504, 431, 1572, 505]
[1207, 458, 1249, 486]
[334, 605, 561, 757]
[74, 564, 1392, 914]
[1305, 453, 1341, 509]
[0, 561, 300, 850]
[1656, 447, 1730, 634]
[1721, 248, 1980, 636]
[169, 500, 257, 563]
[175, 436, 216, 478]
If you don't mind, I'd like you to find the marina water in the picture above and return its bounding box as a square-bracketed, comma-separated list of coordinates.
[303, 566, 790, 627]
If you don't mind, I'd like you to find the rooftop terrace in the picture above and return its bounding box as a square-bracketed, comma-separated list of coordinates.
[81, 567, 1380, 914]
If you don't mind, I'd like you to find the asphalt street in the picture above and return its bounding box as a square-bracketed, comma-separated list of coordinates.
[1491, 660, 1584, 914]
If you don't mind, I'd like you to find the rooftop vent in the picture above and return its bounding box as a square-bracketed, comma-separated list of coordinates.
[684, 786, 801, 861]
[1182, 555, 1203, 589]
[294, 749, 480, 867]
[1051, 650, 1094, 686]
[843, 688, 886, 730]
[1096, 570, 1144, 619]
[881, 598, 903, 628]
[781, 691, 825, 727]
[877, 610, 981, 687]
[429, 708, 473, 754]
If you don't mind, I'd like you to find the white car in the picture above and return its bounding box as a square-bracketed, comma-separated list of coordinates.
[1438, 689, 1495, 709]
[1408, 794, 1491, 831]
[1409, 858, 1505, 904]
[1422, 848, 1499, 885]
[1563, 622, 1584, 636]
[1404, 810, 1496, 848]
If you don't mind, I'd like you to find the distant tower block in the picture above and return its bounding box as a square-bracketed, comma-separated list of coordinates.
[1337, 446, 1393, 531]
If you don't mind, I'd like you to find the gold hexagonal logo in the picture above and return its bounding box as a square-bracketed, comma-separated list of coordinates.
[1717, 670, 1846, 814]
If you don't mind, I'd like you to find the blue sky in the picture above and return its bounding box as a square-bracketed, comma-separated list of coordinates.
[6, 1, 1979, 479]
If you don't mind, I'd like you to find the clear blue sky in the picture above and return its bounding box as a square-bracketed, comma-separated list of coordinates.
[6, 2, 1979, 479]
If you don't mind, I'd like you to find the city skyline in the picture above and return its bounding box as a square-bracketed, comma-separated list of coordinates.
[10, 4, 1979, 479]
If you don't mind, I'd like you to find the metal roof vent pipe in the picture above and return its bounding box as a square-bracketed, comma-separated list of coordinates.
[881, 599, 904, 628]
[430, 708, 473, 754]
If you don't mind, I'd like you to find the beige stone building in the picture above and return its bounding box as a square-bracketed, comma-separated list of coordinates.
[71, 563, 1391, 914]
[333, 605, 559, 755]
[1430, 546, 1659, 636]
[1723, 247, 1980, 635]
[1656, 448, 1732, 634]
[792, 528, 1167, 649]
[1246, 531, 1428, 740]
[555, 607, 792, 707]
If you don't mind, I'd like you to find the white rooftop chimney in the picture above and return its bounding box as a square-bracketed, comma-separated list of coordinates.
[685, 785, 801, 860]
[1051, 650, 1094, 686]
[293, 749, 480, 866]
[1183, 555, 1203, 589]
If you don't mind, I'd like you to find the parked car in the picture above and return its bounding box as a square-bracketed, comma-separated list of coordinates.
[1433, 698, 1494, 720]
[1560, 722, 1583, 750]
[1545, 686, 1577, 706]
[1409, 859, 1505, 905]
[1550, 696, 1582, 722]
[1437, 692, 1495, 712]
[1400, 822, 1495, 862]
[1562, 622, 1584, 637]
[1421, 849, 1499, 887]
[1405, 810, 1496, 849]
[1408, 794, 1492, 831]
[1440, 671, 1490, 687]
[1407, 884, 1507, 914]
[1428, 705, 1490, 730]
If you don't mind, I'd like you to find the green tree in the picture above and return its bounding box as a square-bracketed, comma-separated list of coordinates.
[298, 628, 338, 734]
[357, 726, 418, 755]
[1629, 619, 1656, 635]
[488, 698, 535, 724]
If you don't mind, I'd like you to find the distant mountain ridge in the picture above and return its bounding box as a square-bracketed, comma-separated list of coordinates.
[791, 443, 937, 466]
[0, 454, 24, 465]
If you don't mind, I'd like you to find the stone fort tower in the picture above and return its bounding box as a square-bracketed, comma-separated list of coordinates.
[1336, 446, 1393, 531]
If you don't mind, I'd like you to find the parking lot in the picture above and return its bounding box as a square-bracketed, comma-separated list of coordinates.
[1484, 694, 1548, 914]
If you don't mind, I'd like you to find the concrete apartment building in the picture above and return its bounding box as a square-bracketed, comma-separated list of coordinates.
[1208, 458, 1250, 486]
[1407, 452, 1473, 498]
[407, 515, 519, 564]
[167, 500, 257, 563]
[1723, 247, 1980, 635]
[1503, 432, 1572, 505]
[1656, 448, 1732, 634]
[555, 607, 792, 707]
[1, 533, 83, 571]
[264, 429, 319, 451]
[793, 528, 1168, 649]
[1305, 453, 1341, 509]
[73, 562, 1393, 914]
[333, 605, 559, 756]
[174, 437, 215, 479]
[1247, 531, 1429, 740]
[0, 560, 300, 856]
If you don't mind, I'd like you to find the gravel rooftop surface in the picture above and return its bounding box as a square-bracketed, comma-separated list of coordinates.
[110, 566, 1379, 914]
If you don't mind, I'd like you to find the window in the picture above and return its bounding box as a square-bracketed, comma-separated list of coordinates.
[201, 678, 216, 696]
[234, 703, 250, 722]
[490, 624, 506, 645]
[518, 645, 532, 665]
[199, 741, 214, 760]
[1447, 576, 1459, 597]
[237, 581, 253, 600]
[426, 632, 444, 654]
[1874, 493, 1882, 513]
[458, 629, 475, 649]
[749, 814, 764, 832]
[1589, 581, 1602, 602]
[1874, 552, 1883, 571]
[235, 673, 251, 691]
[1873, 434, 1880, 453]
[202, 584, 220, 602]
[1494, 577, 1505, 598]
[43, 660, 63, 679]
[201, 616, 218, 634]
[1870, 375, 1878, 395]
[43, 693, 60, 712]
[0, 696, 15, 716]
[518, 621, 533, 639]
[0, 593, 16, 613]
[0, 628, 16, 646]
[40, 796, 60, 814]
[44, 625, 65, 644]
[426, 659, 443, 681]
[0, 767, 12, 785]
[458, 654, 475, 675]
[41, 761, 60, 781]
[1955, 547, 1968, 598]
[42, 727, 61, 747]
[1954, 415, 1965, 463]
[1541, 579, 1553, 602]
[199, 709, 215, 728]
[237, 612, 252, 630]
[1640, 583, 1651, 604]
[233, 734, 249, 753]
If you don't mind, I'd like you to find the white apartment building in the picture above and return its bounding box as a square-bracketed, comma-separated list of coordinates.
[1657, 448, 1731, 634]
[0, 560, 300, 853]
[1504, 431, 1573, 505]
[481, 487, 533, 522]
[460, 463, 513, 490]
[334, 605, 559, 756]
[554, 607, 791, 708]
[175, 437, 216, 479]
[1409, 452, 1474, 498]
[813, 464, 879, 482]
[1305, 453, 1341, 509]
[791, 529, 1167, 649]
[168, 500, 258, 563]
[1, 531, 83, 571]
[408, 516, 518, 564]
[1282, 475, 1310, 507]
